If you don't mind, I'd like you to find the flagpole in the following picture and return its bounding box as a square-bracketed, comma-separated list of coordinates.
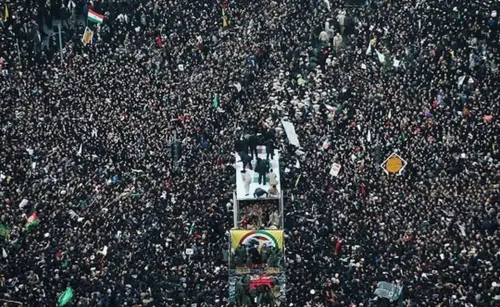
[57, 22, 64, 63]
[16, 38, 21, 66]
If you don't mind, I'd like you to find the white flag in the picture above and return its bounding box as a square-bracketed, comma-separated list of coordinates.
[19, 199, 29, 209]
[69, 210, 78, 219]
[457, 75, 466, 86]
[2, 248, 7, 258]
[457, 223, 466, 237]
[322, 139, 331, 150]
[367, 130, 372, 143]
[232, 82, 242, 92]
[281, 120, 300, 147]
[366, 42, 372, 55]
[97, 246, 108, 257]
[375, 49, 386, 63]
[77, 143, 82, 156]
[323, 0, 331, 11]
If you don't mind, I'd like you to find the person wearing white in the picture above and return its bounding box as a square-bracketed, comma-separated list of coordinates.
[268, 169, 278, 186]
[241, 170, 252, 196]
[268, 209, 280, 228]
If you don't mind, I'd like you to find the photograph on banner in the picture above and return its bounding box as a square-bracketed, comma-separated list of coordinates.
[237, 200, 281, 230]
[82, 27, 93, 46]
[381, 152, 407, 175]
[229, 274, 286, 305]
[230, 230, 284, 273]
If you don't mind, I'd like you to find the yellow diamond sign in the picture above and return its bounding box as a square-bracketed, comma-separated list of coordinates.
[381, 152, 407, 175]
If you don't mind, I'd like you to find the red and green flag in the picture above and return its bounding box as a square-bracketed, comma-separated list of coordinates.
[88, 8, 104, 24]
[25, 212, 40, 231]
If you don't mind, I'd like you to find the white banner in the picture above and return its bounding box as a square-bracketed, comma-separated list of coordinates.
[329, 163, 341, 177]
[281, 120, 300, 147]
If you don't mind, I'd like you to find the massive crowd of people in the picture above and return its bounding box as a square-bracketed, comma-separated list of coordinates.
[0, 0, 499, 306]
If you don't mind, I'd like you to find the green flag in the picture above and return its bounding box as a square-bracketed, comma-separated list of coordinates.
[0, 224, 8, 238]
[129, 193, 141, 200]
[58, 287, 74, 306]
[188, 222, 195, 236]
[212, 93, 219, 108]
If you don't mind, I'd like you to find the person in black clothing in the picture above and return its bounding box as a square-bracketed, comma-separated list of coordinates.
[265, 139, 274, 160]
[240, 137, 249, 156]
[248, 134, 258, 159]
[239, 152, 253, 170]
[253, 187, 268, 198]
[255, 158, 269, 185]
[248, 245, 261, 266]
[263, 128, 276, 143]
[235, 138, 243, 153]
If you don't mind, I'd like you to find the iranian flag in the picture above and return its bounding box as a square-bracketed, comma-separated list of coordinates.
[88, 9, 104, 24]
[25, 212, 40, 231]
